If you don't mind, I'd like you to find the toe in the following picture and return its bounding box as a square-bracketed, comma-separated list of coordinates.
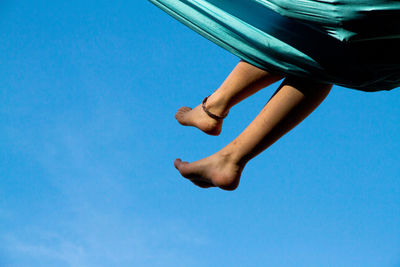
[174, 159, 197, 181]
[174, 158, 190, 173]
[174, 158, 221, 188]
[179, 106, 192, 111]
[177, 107, 192, 114]
[174, 158, 182, 170]
[175, 107, 192, 124]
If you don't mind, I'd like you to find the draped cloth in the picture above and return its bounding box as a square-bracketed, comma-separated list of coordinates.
[148, 0, 400, 92]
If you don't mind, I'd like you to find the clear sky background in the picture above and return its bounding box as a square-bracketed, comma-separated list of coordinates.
[0, 1, 399, 266]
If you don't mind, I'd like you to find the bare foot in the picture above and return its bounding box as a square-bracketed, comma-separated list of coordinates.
[174, 152, 243, 191]
[175, 95, 228, 136]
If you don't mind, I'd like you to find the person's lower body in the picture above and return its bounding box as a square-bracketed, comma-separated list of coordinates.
[175, 60, 284, 135]
[174, 60, 333, 190]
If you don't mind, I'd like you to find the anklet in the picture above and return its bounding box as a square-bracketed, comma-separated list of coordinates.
[202, 96, 229, 120]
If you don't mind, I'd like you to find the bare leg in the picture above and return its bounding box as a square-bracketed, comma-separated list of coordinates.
[175, 60, 284, 135]
[174, 76, 333, 190]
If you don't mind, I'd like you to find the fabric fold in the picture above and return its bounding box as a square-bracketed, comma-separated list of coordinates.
[149, 0, 400, 92]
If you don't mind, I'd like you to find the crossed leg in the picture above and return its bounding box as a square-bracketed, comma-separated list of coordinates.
[174, 76, 333, 190]
[175, 60, 284, 135]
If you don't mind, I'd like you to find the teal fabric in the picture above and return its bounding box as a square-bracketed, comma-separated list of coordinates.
[148, 0, 400, 92]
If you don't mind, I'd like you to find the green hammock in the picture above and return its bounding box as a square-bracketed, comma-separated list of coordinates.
[148, 0, 400, 92]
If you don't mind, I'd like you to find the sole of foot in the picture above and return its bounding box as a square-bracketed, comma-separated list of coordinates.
[174, 154, 243, 191]
[175, 101, 226, 136]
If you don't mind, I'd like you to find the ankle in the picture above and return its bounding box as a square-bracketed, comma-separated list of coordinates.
[216, 148, 246, 168]
[205, 91, 230, 115]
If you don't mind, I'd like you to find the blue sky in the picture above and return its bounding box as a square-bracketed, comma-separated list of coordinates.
[0, 1, 399, 266]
